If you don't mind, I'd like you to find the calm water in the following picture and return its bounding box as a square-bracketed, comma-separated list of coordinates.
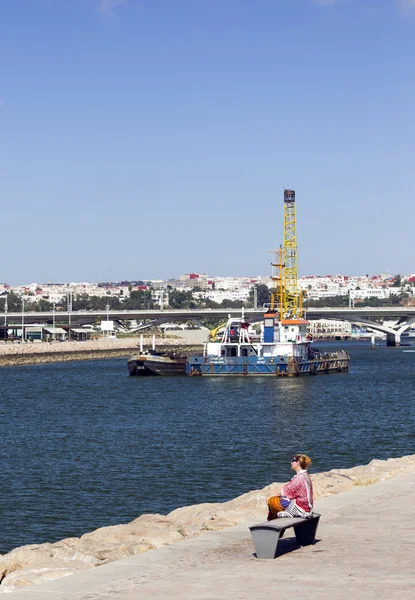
[1, 341, 415, 554]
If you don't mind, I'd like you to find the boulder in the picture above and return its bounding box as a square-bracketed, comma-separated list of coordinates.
[0, 560, 84, 594]
[311, 471, 355, 498]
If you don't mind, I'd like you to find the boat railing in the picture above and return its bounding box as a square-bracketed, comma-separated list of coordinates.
[313, 350, 350, 361]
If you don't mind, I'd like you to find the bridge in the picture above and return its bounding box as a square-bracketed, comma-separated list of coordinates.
[3, 306, 415, 345]
[306, 307, 415, 345]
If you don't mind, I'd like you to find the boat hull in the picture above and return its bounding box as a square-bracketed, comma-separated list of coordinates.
[186, 353, 350, 376]
[128, 353, 186, 376]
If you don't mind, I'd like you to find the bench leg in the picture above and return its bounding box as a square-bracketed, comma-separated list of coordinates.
[250, 528, 283, 559]
[294, 518, 320, 547]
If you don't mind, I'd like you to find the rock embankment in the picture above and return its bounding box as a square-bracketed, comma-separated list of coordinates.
[0, 338, 199, 367]
[1, 455, 414, 594]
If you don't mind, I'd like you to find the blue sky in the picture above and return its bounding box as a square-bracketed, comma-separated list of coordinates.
[1, 0, 415, 284]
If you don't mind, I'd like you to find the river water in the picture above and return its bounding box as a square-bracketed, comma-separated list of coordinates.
[1, 341, 415, 554]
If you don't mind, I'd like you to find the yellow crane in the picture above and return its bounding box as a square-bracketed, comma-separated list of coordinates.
[209, 322, 227, 341]
[270, 189, 304, 320]
[283, 189, 303, 318]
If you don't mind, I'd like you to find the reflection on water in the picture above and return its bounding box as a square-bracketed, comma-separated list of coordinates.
[1, 341, 415, 553]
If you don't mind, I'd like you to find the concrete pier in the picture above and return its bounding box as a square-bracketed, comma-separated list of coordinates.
[7, 471, 415, 600]
[386, 332, 401, 346]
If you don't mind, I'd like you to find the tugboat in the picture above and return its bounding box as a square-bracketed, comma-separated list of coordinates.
[186, 313, 349, 376]
[128, 349, 186, 376]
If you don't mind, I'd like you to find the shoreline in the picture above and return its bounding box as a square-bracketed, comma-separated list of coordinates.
[1, 454, 414, 594]
[0, 338, 201, 367]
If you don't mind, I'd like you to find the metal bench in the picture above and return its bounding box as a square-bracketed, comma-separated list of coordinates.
[249, 513, 321, 559]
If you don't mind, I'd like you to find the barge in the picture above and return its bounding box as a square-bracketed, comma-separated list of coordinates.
[128, 350, 186, 376]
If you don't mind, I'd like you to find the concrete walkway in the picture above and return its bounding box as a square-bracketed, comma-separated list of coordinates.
[8, 472, 415, 599]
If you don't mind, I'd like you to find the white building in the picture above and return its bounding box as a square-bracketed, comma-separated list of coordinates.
[200, 289, 251, 303]
[151, 289, 169, 307]
[308, 319, 352, 338]
[213, 277, 252, 291]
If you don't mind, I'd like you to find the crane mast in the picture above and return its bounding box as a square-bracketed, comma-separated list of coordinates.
[283, 189, 302, 317]
[270, 189, 304, 319]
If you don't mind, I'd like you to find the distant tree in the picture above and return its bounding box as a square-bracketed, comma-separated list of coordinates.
[246, 284, 271, 308]
[201, 318, 227, 330]
[123, 290, 154, 310]
[352, 293, 407, 307]
[392, 274, 402, 287]
[72, 293, 89, 310]
[0, 291, 21, 311]
[168, 290, 193, 309]
[389, 292, 405, 305]
[220, 299, 244, 308]
[304, 295, 349, 308]
[202, 299, 220, 309]
[108, 296, 122, 309]
[38, 299, 53, 311]
[354, 296, 383, 307]
[71, 294, 110, 311]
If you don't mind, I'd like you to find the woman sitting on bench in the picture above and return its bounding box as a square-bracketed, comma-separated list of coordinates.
[267, 454, 314, 520]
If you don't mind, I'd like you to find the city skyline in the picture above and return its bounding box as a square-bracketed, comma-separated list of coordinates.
[2, 1, 415, 284]
[1, 268, 413, 289]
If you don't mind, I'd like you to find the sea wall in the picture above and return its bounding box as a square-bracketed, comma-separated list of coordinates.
[1, 454, 414, 594]
[0, 338, 199, 367]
